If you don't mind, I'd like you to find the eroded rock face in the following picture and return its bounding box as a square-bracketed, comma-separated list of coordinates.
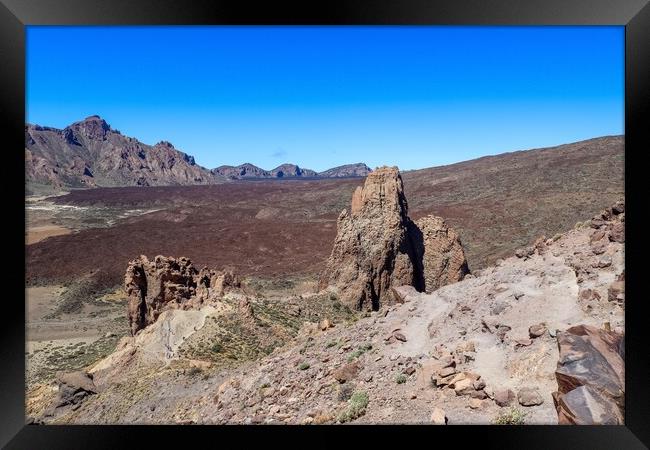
[319, 167, 425, 310]
[125, 255, 243, 335]
[320, 166, 468, 310]
[552, 324, 624, 424]
[413, 215, 469, 292]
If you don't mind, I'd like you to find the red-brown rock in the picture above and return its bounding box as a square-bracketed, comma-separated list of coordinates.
[552, 324, 624, 425]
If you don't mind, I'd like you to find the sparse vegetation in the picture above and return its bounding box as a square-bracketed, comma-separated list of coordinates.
[494, 407, 527, 425]
[347, 343, 373, 362]
[337, 391, 369, 423]
[298, 362, 310, 370]
[395, 374, 408, 384]
[326, 340, 338, 348]
[187, 366, 203, 377]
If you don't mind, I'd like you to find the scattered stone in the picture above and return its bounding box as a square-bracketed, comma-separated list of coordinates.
[529, 323, 547, 338]
[607, 281, 625, 303]
[579, 288, 601, 302]
[469, 398, 482, 409]
[514, 338, 533, 347]
[332, 362, 361, 384]
[437, 366, 456, 378]
[515, 247, 534, 259]
[391, 285, 418, 304]
[594, 256, 612, 268]
[493, 389, 516, 407]
[591, 241, 607, 255]
[454, 378, 475, 396]
[430, 407, 447, 425]
[589, 230, 606, 244]
[393, 331, 407, 342]
[319, 319, 333, 331]
[518, 387, 544, 406]
[608, 223, 625, 243]
[473, 379, 486, 390]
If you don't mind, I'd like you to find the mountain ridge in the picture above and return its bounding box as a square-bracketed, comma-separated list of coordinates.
[211, 162, 372, 180]
[25, 116, 372, 191]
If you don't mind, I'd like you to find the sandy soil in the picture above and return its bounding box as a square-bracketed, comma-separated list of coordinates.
[26, 225, 72, 244]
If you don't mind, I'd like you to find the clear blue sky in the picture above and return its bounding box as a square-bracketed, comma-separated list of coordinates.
[26, 26, 623, 172]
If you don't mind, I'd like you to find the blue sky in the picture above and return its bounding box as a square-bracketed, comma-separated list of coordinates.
[26, 26, 623, 172]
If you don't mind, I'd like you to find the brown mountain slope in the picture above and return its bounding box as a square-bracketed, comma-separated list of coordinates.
[26, 136, 623, 293]
[401, 135, 624, 268]
[25, 116, 222, 191]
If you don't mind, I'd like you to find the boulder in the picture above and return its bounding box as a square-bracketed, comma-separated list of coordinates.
[552, 325, 624, 425]
[430, 407, 447, 425]
[493, 388, 516, 407]
[517, 387, 544, 406]
[608, 222, 625, 243]
[55, 371, 97, 407]
[332, 362, 361, 384]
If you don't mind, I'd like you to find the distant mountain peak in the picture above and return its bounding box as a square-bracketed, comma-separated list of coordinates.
[155, 140, 175, 149]
[211, 162, 371, 180]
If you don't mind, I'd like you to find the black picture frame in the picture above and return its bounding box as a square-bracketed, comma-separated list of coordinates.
[2, 0, 648, 448]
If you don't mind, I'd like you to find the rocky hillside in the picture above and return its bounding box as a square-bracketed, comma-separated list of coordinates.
[29, 168, 625, 425]
[212, 162, 371, 180]
[402, 135, 624, 269]
[318, 163, 372, 178]
[26, 116, 222, 191]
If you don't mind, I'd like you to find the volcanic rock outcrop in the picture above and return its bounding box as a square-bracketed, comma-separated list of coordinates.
[319, 166, 468, 310]
[125, 255, 242, 335]
[414, 215, 470, 292]
[552, 324, 625, 424]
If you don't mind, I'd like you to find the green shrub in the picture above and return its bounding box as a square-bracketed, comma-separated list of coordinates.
[347, 343, 374, 362]
[494, 407, 527, 425]
[395, 374, 407, 384]
[337, 391, 369, 423]
[298, 362, 310, 370]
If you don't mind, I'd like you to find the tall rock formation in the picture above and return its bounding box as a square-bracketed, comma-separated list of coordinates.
[320, 166, 468, 310]
[414, 215, 470, 292]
